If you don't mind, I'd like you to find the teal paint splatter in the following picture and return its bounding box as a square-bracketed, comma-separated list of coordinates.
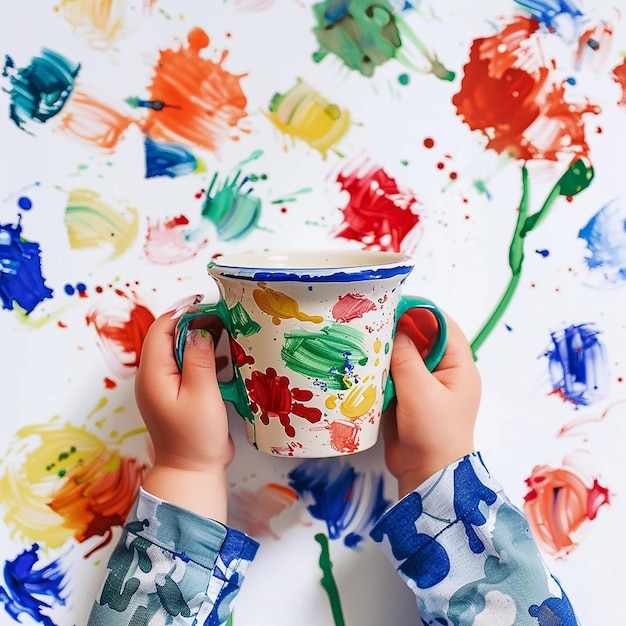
[3, 50, 80, 132]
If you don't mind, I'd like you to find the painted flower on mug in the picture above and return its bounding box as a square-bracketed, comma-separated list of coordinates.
[452, 15, 599, 162]
[245, 367, 323, 437]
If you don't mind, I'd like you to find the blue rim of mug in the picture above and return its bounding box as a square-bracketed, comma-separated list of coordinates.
[207, 250, 414, 283]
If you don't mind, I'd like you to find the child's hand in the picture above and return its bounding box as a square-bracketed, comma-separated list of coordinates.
[134, 309, 234, 522]
[382, 311, 481, 499]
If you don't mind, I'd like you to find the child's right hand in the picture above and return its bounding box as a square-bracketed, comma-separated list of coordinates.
[382, 311, 481, 499]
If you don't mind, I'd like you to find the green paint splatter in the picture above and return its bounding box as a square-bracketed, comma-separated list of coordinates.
[229, 301, 261, 338]
[315, 533, 345, 626]
[281, 324, 368, 389]
[398, 73, 410, 85]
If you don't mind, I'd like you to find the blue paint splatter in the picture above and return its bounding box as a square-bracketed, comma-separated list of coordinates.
[536, 248, 550, 257]
[3, 50, 80, 132]
[144, 137, 198, 178]
[514, 0, 586, 42]
[17, 197, 32, 210]
[0, 218, 53, 314]
[545, 323, 609, 406]
[578, 200, 626, 287]
[0, 543, 67, 626]
[288, 458, 390, 548]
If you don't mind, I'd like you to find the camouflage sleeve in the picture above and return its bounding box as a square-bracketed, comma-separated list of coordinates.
[370, 452, 580, 625]
[87, 488, 259, 626]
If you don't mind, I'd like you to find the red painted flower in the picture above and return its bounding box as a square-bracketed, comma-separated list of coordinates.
[453, 15, 599, 161]
[523, 462, 610, 558]
[245, 367, 322, 437]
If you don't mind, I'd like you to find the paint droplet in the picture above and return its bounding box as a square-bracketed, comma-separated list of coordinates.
[401, 159, 409, 166]
[398, 73, 410, 85]
[280, 207, 287, 213]
[449, 171, 458, 180]
[437, 162, 444, 170]
[64, 284, 75, 295]
[536, 249, 550, 257]
[423, 137, 434, 149]
[18, 196, 33, 210]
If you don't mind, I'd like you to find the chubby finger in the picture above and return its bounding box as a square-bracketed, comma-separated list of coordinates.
[389, 330, 432, 394]
[137, 313, 180, 379]
[179, 328, 222, 401]
[431, 313, 475, 374]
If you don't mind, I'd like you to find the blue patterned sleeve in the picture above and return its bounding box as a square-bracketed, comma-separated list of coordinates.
[370, 452, 580, 625]
[87, 488, 259, 626]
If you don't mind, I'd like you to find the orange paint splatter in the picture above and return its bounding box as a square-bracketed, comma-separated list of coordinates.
[60, 89, 134, 152]
[142, 27, 249, 151]
[103, 377, 117, 389]
[47, 449, 146, 555]
[327, 419, 360, 454]
[523, 462, 610, 558]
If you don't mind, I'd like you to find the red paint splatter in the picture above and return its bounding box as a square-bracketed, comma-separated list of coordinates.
[229, 336, 254, 367]
[523, 462, 610, 558]
[332, 293, 376, 323]
[47, 449, 147, 556]
[144, 214, 208, 265]
[327, 419, 360, 454]
[453, 15, 599, 161]
[57, 321, 67, 328]
[142, 27, 249, 151]
[612, 57, 626, 107]
[86, 289, 155, 378]
[103, 377, 117, 389]
[423, 137, 435, 148]
[334, 160, 420, 252]
[245, 367, 322, 437]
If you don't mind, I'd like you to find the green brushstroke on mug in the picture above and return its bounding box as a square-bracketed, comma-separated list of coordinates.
[281, 324, 368, 390]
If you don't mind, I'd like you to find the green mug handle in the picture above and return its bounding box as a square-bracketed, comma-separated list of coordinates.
[174, 300, 255, 422]
[382, 296, 448, 411]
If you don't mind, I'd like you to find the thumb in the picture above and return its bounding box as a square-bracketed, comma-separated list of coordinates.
[390, 331, 433, 397]
[180, 329, 221, 398]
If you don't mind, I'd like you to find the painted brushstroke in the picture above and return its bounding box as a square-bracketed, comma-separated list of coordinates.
[514, 0, 585, 42]
[545, 323, 609, 406]
[452, 15, 599, 161]
[3, 50, 80, 132]
[48, 449, 146, 556]
[282, 323, 369, 390]
[201, 171, 261, 240]
[523, 460, 610, 558]
[0, 543, 67, 626]
[144, 137, 200, 178]
[64, 189, 139, 260]
[86, 289, 155, 378]
[311, 0, 454, 80]
[59, 89, 133, 151]
[142, 27, 248, 151]
[578, 199, 626, 287]
[229, 483, 299, 539]
[312, 0, 401, 76]
[144, 215, 208, 265]
[264, 78, 350, 159]
[333, 160, 420, 252]
[59, 0, 127, 45]
[332, 293, 376, 323]
[245, 367, 322, 437]
[0, 421, 145, 551]
[288, 458, 390, 548]
[613, 57, 626, 106]
[0, 218, 53, 314]
[253, 283, 324, 325]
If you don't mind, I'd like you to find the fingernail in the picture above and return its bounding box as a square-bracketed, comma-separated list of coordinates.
[186, 328, 214, 348]
[393, 331, 413, 348]
[167, 294, 204, 320]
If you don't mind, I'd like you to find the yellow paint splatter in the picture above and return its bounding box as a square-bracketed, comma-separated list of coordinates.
[253, 284, 323, 325]
[64, 188, 139, 260]
[0, 422, 108, 547]
[373, 339, 382, 353]
[339, 383, 377, 419]
[325, 395, 338, 410]
[264, 78, 350, 159]
[60, 0, 127, 44]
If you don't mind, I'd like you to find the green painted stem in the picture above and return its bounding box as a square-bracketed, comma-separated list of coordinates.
[314, 533, 345, 626]
[471, 162, 572, 357]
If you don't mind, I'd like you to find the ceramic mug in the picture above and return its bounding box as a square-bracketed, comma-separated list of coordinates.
[175, 250, 447, 458]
